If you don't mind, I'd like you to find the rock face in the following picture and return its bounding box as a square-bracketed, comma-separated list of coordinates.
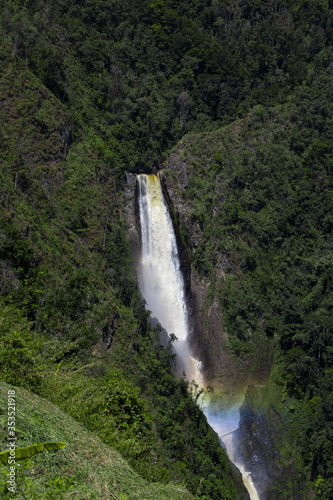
[102, 312, 120, 350]
[123, 173, 141, 268]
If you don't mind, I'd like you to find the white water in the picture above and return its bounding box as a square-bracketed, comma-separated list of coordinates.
[137, 173, 260, 499]
[138, 173, 187, 342]
[137, 173, 203, 383]
[205, 403, 260, 500]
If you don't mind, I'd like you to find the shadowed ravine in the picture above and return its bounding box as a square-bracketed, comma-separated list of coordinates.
[137, 173, 260, 499]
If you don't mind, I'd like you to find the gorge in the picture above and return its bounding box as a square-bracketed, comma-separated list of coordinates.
[1, 1, 332, 498]
[136, 172, 260, 500]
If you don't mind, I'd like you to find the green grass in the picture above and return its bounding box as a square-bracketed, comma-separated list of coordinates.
[0, 381, 192, 500]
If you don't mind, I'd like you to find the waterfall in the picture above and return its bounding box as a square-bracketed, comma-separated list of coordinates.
[138, 173, 187, 343]
[205, 403, 260, 500]
[137, 173, 203, 384]
[137, 173, 260, 499]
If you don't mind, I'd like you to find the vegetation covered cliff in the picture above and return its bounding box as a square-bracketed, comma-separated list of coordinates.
[0, 0, 332, 498]
[162, 76, 333, 496]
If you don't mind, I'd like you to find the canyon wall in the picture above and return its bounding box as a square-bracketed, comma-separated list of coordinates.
[123, 159, 272, 395]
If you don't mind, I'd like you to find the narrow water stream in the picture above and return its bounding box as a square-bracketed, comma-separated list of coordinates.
[137, 173, 260, 499]
[205, 403, 259, 500]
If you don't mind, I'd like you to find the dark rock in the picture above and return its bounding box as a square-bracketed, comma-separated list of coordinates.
[235, 386, 307, 500]
[122, 173, 141, 267]
[148, 316, 170, 348]
[102, 312, 119, 350]
[58, 120, 71, 158]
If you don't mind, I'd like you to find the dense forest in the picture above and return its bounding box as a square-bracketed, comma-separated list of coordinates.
[0, 0, 332, 498]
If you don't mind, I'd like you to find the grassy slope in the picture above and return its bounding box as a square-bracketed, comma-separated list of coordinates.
[0, 381, 192, 499]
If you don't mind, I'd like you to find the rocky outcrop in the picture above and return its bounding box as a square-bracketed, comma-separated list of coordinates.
[122, 173, 141, 267]
[102, 312, 120, 350]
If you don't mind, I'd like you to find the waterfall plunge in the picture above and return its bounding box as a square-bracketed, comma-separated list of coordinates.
[137, 173, 203, 385]
[137, 173, 260, 500]
[138, 173, 187, 342]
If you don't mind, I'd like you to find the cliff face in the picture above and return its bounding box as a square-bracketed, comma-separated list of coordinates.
[159, 153, 272, 395]
[123, 167, 245, 392]
[123, 173, 141, 267]
[123, 159, 271, 397]
[122, 170, 251, 500]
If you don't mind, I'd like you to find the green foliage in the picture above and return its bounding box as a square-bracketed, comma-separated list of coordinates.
[1, 0, 332, 173]
[0, 382, 191, 499]
[0, 442, 67, 466]
[0, 176, 237, 499]
[1, 0, 333, 497]
[167, 68, 333, 496]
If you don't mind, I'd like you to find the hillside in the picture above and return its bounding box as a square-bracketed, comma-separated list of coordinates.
[0, 381, 193, 499]
[0, 62, 244, 499]
[162, 74, 333, 497]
